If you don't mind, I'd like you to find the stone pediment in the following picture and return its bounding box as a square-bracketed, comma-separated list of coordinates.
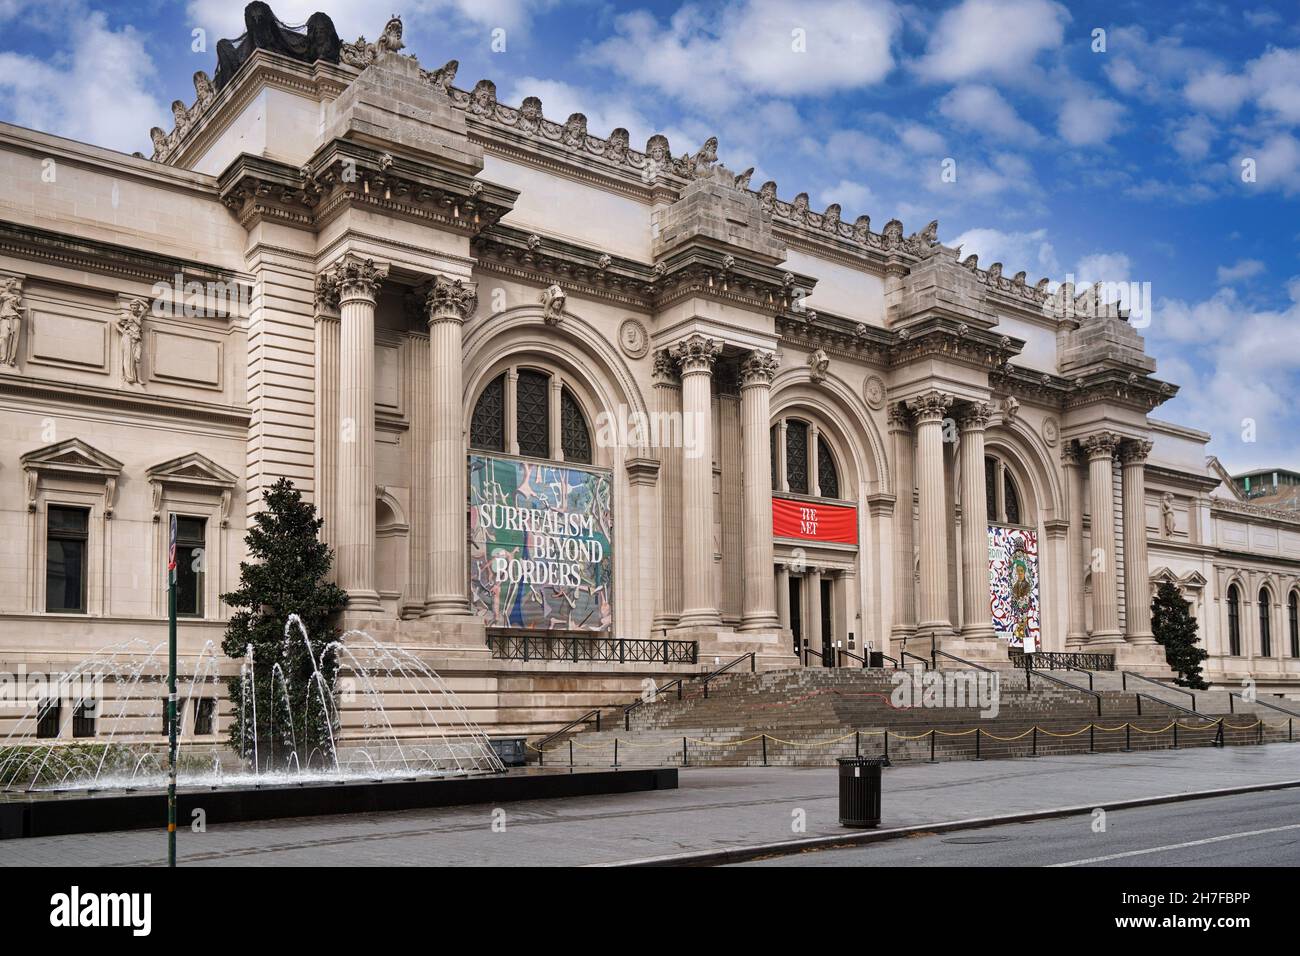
[21, 439, 123, 478]
[21, 439, 124, 515]
[147, 453, 237, 526]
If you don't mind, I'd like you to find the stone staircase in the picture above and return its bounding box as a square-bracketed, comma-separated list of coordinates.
[532, 666, 1300, 768]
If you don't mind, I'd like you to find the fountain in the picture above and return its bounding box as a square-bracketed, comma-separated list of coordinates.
[0, 615, 504, 794]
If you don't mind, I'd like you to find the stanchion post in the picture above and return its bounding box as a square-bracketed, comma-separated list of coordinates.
[1031, 725, 1038, 757]
[612, 738, 619, 768]
[761, 734, 768, 767]
[682, 736, 688, 767]
[855, 730, 860, 758]
[569, 739, 573, 768]
[1172, 721, 1179, 750]
[1123, 723, 1132, 752]
[1088, 723, 1096, 754]
[974, 728, 982, 761]
[929, 729, 936, 763]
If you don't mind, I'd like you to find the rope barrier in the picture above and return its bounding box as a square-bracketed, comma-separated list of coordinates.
[525, 714, 1290, 755]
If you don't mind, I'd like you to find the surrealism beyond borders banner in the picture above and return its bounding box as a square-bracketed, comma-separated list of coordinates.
[988, 525, 1042, 651]
[468, 454, 614, 631]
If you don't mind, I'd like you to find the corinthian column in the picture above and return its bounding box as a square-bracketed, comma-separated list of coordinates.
[333, 255, 386, 612]
[673, 334, 721, 628]
[958, 401, 996, 643]
[1120, 439, 1156, 644]
[423, 275, 478, 616]
[908, 390, 953, 638]
[1062, 443, 1087, 647]
[887, 403, 917, 644]
[739, 349, 780, 632]
[1084, 431, 1123, 645]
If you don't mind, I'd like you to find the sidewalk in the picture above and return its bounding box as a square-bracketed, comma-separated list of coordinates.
[6, 743, 1300, 866]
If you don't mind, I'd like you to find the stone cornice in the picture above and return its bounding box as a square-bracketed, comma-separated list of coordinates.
[1144, 463, 1222, 493]
[1063, 368, 1178, 414]
[1211, 497, 1300, 527]
[0, 220, 243, 288]
[0, 372, 250, 430]
[217, 141, 517, 236]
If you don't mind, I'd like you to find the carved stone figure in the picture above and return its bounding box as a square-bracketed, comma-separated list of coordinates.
[118, 298, 148, 385]
[192, 71, 216, 110]
[687, 136, 718, 177]
[213, 3, 342, 92]
[807, 348, 830, 383]
[561, 113, 587, 148]
[0, 277, 25, 368]
[341, 15, 404, 68]
[606, 127, 629, 162]
[425, 59, 458, 95]
[518, 96, 543, 132]
[733, 167, 754, 191]
[1161, 492, 1177, 537]
[470, 79, 497, 115]
[169, 101, 191, 145]
[540, 283, 566, 325]
[149, 127, 169, 156]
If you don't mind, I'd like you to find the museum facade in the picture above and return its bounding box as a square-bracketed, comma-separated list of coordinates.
[1, 12, 1297, 739]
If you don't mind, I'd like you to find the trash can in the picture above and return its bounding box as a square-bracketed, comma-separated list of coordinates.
[489, 737, 527, 767]
[836, 756, 886, 828]
[868, 651, 885, 668]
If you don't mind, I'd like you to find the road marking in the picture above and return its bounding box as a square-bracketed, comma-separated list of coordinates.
[1050, 822, 1300, 867]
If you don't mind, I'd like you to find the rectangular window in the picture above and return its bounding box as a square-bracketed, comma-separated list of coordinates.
[161, 698, 186, 737]
[194, 697, 216, 736]
[46, 506, 89, 613]
[173, 515, 207, 618]
[73, 700, 97, 738]
[36, 699, 61, 739]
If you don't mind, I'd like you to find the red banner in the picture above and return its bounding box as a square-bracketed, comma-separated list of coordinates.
[772, 496, 858, 544]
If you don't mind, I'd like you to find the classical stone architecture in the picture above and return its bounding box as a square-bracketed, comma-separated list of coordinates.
[1, 8, 1296, 745]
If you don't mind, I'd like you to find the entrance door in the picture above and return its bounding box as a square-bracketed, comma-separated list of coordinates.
[820, 578, 834, 667]
[788, 575, 803, 656]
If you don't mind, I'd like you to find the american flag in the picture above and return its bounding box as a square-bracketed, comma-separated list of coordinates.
[168, 514, 177, 576]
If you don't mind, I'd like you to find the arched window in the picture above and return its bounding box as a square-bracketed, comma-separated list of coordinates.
[469, 366, 592, 464]
[470, 373, 505, 451]
[816, 435, 840, 499]
[1227, 584, 1241, 656]
[985, 455, 1025, 526]
[1259, 589, 1272, 657]
[785, 420, 809, 495]
[1289, 591, 1299, 658]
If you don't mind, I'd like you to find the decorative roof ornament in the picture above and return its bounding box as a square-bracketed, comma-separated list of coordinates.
[562, 113, 588, 148]
[685, 136, 718, 178]
[340, 14, 405, 68]
[424, 58, 458, 95]
[734, 167, 754, 190]
[213, 3, 342, 92]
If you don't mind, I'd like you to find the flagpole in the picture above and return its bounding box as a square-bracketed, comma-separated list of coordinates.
[167, 514, 178, 867]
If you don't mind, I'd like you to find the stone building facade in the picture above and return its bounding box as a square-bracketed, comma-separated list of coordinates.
[1, 18, 1296, 742]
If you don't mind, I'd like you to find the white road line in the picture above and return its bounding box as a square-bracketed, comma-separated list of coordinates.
[1050, 822, 1300, 867]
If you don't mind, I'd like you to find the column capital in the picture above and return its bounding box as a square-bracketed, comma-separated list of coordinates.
[1061, 441, 1083, 466]
[670, 334, 721, 376]
[886, 401, 913, 432]
[957, 400, 993, 431]
[739, 349, 780, 388]
[652, 348, 679, 384]
[425, 274, 478, 324]
[332, 255, 386, 304]
[1082, 430, 1121, 460]
[906, 389, 953, 424]
[1118, 438, 1154, 466]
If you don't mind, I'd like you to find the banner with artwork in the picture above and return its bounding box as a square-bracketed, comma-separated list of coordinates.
[988, 526, 1041, 650]
[468, 455, 613, 631]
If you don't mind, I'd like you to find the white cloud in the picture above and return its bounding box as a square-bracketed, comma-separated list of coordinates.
[1072, 252, 1131, 287]
[912, 0, 1068, 84]
[590, 0, 902, 111]
[949, 226, 1059, 278]
[898, 122, 945, 155]
[1183, 46, 1300, 123]
[185, 0, 542, 41]
[1058, 94, 1125, 146]
[818, 179, 878, 215]
[503, 76, 657, 144]
[1170, 114, 1216, 163]
[0, 10, 164, 153]
[1238, 132, 1300, 196]
[1216, 259, 1266, 284]
[1184, 69, 1252, 116]
[938, 84, 1041, 143]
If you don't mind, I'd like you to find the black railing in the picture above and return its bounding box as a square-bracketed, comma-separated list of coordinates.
[1123, 671, 1197, 711]
[702, 652, 756, 698]
[1008, 650, 1115, 671]
[535, 707, 605, 756]
[1228, 692, 1300, 717]
[801, 646, 826, 667]
[836, 648, 868, 668]
[487, 634, 697, 665]
[1021, 663, 1105, 716]
[623, 677, 687, 730]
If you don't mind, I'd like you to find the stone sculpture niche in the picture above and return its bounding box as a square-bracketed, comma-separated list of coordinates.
[213, 1, 342, 91]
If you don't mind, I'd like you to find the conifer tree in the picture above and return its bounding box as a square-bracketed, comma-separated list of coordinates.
[1150, 580, 1209, 689]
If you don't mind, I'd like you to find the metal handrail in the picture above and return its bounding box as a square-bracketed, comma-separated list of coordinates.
[878, 652, 900, 668]
[1228, 692, 1300, 717]
[1133, 692, 1211, 721]
[535, 707, 605, 753]
[1022, 664, 1104, 716]
[802, 646, 825, 667]
[929, 636, 993, 673]
[836, 648, 867, 668]
[900, 651, 929, 669]
[622, 677, 687, 730]
[1123, 670, 1196, 711]
[702, 652, 756, 698]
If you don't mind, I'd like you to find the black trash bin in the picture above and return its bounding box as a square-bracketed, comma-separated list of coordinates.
[868, 651, 885, 668]
[836, 756, 886, 828]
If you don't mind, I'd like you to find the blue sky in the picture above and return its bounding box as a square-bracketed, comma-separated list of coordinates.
[1, 0, 1296, 472]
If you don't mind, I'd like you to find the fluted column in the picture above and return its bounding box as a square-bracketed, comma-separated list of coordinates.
[958, 402, 996, 642]
[1121, 439, 1155, 644]
[1062, 444, 1087, 647]
[402, 334, 431, 619]
[673, 334, 722, 628]
[652, 351, 683, 629]
[908, 390, 954, 637]
[739, 350, 780, 631]
[1084, 431, 1123, 644]
[332, 256, 386, 612]
[312, 280, 341, 572]
[806, 567, 822, 662]
[424, 275, 478, 616]
[887, 403, 917, 643]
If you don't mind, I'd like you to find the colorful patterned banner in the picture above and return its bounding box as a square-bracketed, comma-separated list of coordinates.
[468, 455, 614, 631]
[988, 525, 1041, 650]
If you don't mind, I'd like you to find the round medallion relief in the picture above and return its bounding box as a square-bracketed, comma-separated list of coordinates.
[863, 375, 885, 410]
[618, 318, 649, 359]
[1042, 416, 1060, 447]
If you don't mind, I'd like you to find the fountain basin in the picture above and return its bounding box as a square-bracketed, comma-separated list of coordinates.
[0, 767, 677, 839]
